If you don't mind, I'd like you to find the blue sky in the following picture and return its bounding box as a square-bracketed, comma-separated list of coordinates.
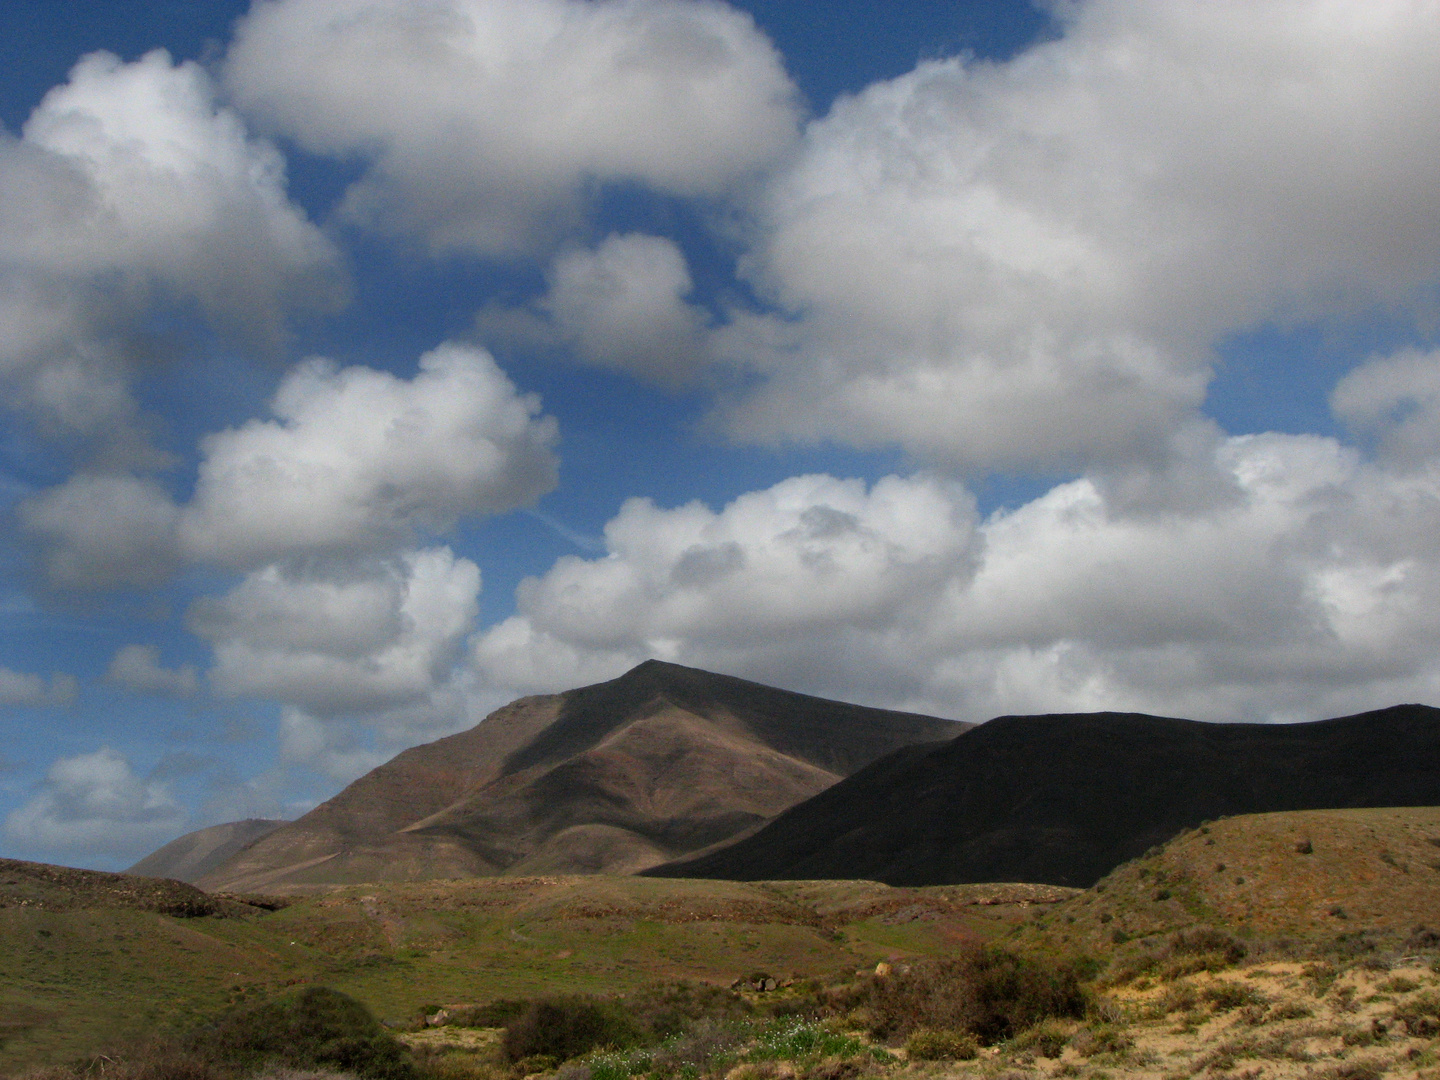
[2, 0, 1439, 870]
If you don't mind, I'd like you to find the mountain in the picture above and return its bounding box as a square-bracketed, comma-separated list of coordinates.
[195, 660, 963, 892]
[645, 704, 1440, 888]
[127, 818, 283, 883]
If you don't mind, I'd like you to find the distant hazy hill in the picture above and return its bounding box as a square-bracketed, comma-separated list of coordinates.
[128, 819, 283, 883]
[194, 660, 962, 892]
[647, 704, 1440, 887]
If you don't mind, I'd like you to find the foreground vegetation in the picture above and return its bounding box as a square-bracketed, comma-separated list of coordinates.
[13, 932, 1440, 1080]
[0, 875, 1069, 1072]
[9, 942, 1093, 1080]
[8, 807, 1440, 1080]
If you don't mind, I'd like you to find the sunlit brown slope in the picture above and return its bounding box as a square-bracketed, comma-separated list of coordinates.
[197, 660, 962, 892]
[1050, 805, 1440, 946]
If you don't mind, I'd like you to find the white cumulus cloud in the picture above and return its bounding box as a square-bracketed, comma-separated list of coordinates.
[193, 547, 482, 717]
[469, 431, 1440, 723]
[4, 747, 185, 856]
[277, 708, 392, 783]
[19, 474, 182, 589]
[709, 0, 1440, 472]
[22, 342, 558, 586]
[179, 342, 559, 568]
[473, 473, 979, 698]
[1332, 348, 1440, 469]
[0, 48, 343, 454]
[225, 0, 801, 255]
[106, 645, 200, 698]
[542, 234, 711, 385]
[0, 666, 78, 708]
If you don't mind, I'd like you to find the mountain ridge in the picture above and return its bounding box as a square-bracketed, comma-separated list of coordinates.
[192, 660, 964, 892]
[646, 702, 1440, 887]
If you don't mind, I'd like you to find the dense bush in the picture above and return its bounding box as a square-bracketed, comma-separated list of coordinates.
[626, 982, 753, 1040]
[190, 986, 414, 1080]
[1010, 1019, 1071, 1058]
[502, 997, 643, 1063]
[903, 1028, 978, 1061]
[1069, 1023, 1132, 1057]
[1202, 982, 1267, 1012]
[1168, 928, 1247, 966]
[13, 990, 406, 1080]
[855, 945, 1090, 1044]
[647, 1017, 748, 1075]
[1109, 926, 1250, 984]
[1393, 992, 1440, 1037]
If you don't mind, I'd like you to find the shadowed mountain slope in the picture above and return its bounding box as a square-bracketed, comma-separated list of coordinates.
[127, 819, 283, 883]
[196, 660, 962, 891]
[646, 704, 1440, 888]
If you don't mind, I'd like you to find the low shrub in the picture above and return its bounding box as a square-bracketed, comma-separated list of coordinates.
[1010, 1019, 1072, 1058]
[801, 1056, 871, 1080]
[1302, 963, 1339, 995]
[502, 998, 642, 1063]
[1107, 928, 1246, 986]
[1341, 1024, 1382, 1047]
[191, 986, 413, 1080]
[1393, 992, 1440, 1037]
[648, 1018, 748, 1076]
[857, 945, 1090, 1044]
[1070, 1024, 1132, 1058]
[903, 1028, 978, 1061]
[1157, 983, 1200, 1015]
[1203, 982, 1266, 1012]
[1268, 1001, 1314, 1022]
[628, 983, 752, 1040]
[1377, 976, 1419, 995]
[1312, 1062, 1385, 1080]
[409, 1044, 512, 1080]
[746, 1018, 881, 1064]
[1172, 928, 1247, 961]
[1407, 926, 1440, 950]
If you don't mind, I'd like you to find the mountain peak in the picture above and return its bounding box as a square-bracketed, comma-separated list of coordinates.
[190, 664, 961, 892]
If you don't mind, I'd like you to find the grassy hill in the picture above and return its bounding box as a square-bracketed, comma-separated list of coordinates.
[1023, 805, 1440, 958]
[0, 862, 1062, 1073]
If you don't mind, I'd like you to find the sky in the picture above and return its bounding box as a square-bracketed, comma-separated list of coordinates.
[2, 0, 1440, 871]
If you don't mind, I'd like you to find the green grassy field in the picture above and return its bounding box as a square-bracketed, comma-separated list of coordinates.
[0, 874, 1067, 1073]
